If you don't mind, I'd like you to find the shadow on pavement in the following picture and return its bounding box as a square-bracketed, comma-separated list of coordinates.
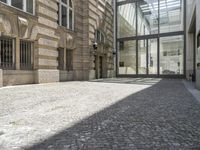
[25, 79, 200, 150]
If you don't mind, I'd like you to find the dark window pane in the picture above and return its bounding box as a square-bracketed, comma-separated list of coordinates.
[11, 0, 23, 10]
[69, 9, 73, 29]
[0, 0, 7, 3]
[69, 0, 72, 7]
[27, 0, 33, 14]
[62, 0, 67, 4]
[20, 40, 32, 70]
[66, 49, 73, 71]
[61, 6, 67, 27]
[0, 37, 14, 69]
[58, 48, 65, 70]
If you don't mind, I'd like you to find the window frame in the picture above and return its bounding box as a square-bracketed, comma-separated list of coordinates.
[0, 0, 35, 15]
[58, 0, 74, 30]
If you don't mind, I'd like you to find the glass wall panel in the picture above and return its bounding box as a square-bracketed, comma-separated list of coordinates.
[138, 0, 158, 35]
[138, 40, 147, 74]
[159, 0, 184, 33]
[117, 3, 136, 38]
[148, 39, 158, 74]
[118, 40, 136, 74]
[160, 35, 184, 75]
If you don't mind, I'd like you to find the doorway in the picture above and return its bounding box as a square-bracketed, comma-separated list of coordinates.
[138, 38, 158, 76]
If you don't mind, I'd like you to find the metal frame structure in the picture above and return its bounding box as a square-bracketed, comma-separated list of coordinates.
[115, 0, 186, 78]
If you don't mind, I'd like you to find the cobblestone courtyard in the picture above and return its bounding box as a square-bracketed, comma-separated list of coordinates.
[0, 79, 200, 150]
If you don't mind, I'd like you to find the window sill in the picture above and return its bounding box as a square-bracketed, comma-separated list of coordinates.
[58, 25, 75, 33]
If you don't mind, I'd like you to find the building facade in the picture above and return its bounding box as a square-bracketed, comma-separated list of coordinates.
[115, 0, 185, 78]
[186, 0, 200, 89]
[0, 0, 114, 86]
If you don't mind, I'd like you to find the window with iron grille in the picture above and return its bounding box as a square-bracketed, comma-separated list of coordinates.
[20, 40, 33, 70]
[0, 37, 15, 69]
[66, 49, 73, 71]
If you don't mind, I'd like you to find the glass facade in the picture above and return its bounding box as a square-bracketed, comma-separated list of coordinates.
[117, 0, 185, 77]
[118, 40, 137, 75]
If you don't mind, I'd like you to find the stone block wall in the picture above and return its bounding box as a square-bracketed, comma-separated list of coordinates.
[0, 0, 114, 86]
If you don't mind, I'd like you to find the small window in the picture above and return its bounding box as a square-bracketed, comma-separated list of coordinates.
[119, 62, 124, 67]
[20, 40, 33, 70]
[66, 49, 73, 71]
[0, 37, 15, 69]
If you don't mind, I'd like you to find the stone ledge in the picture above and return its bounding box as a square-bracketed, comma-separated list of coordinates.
[36, 69, 59, 84]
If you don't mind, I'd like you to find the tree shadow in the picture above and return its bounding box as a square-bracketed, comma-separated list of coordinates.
[25, 79, 200, 150]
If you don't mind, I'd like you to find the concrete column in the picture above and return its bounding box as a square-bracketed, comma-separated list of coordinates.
[0, 69, 2, 87]
[15, 38, 20, 70]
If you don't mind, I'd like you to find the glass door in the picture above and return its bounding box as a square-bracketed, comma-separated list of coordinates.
[148, 38, 158, 75]
[138, 38, 158, 76]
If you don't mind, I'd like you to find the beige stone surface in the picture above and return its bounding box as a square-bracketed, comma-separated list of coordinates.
[36, 69, 59, 84]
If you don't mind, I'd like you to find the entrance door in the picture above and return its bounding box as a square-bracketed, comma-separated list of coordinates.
[138, 38, 158, 76]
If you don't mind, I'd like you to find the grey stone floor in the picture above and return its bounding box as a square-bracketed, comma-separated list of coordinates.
[0, 79, 200, 150]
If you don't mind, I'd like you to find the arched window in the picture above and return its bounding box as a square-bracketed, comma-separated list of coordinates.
[58, 0, 74, 30]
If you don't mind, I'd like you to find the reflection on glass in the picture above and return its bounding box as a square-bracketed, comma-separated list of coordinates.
[117, 3, 136, 38]
[62, 6, 67, 27]
[11, 0, 23, 9]
[27, 0, 33, 14]
[160, 36, 184, 75]
[138, 0, 158, 35]
[138, 40, 147, 74]
[118, 41, 136, 74]
[160, 0, 184, 33]
[148, 39, 158, 74]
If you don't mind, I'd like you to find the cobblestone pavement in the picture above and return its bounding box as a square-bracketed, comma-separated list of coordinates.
[0, 79, 200, 150]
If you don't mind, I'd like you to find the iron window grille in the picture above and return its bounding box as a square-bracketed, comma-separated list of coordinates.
[20, 40, 33, 70]
[0, 37, 15, 69]
[58, 48, 73, 71]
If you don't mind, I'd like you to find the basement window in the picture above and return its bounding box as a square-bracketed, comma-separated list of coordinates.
[0, 0, 35, 14]
[20, 40, 33, 70]
[0, 37, 15, 69]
